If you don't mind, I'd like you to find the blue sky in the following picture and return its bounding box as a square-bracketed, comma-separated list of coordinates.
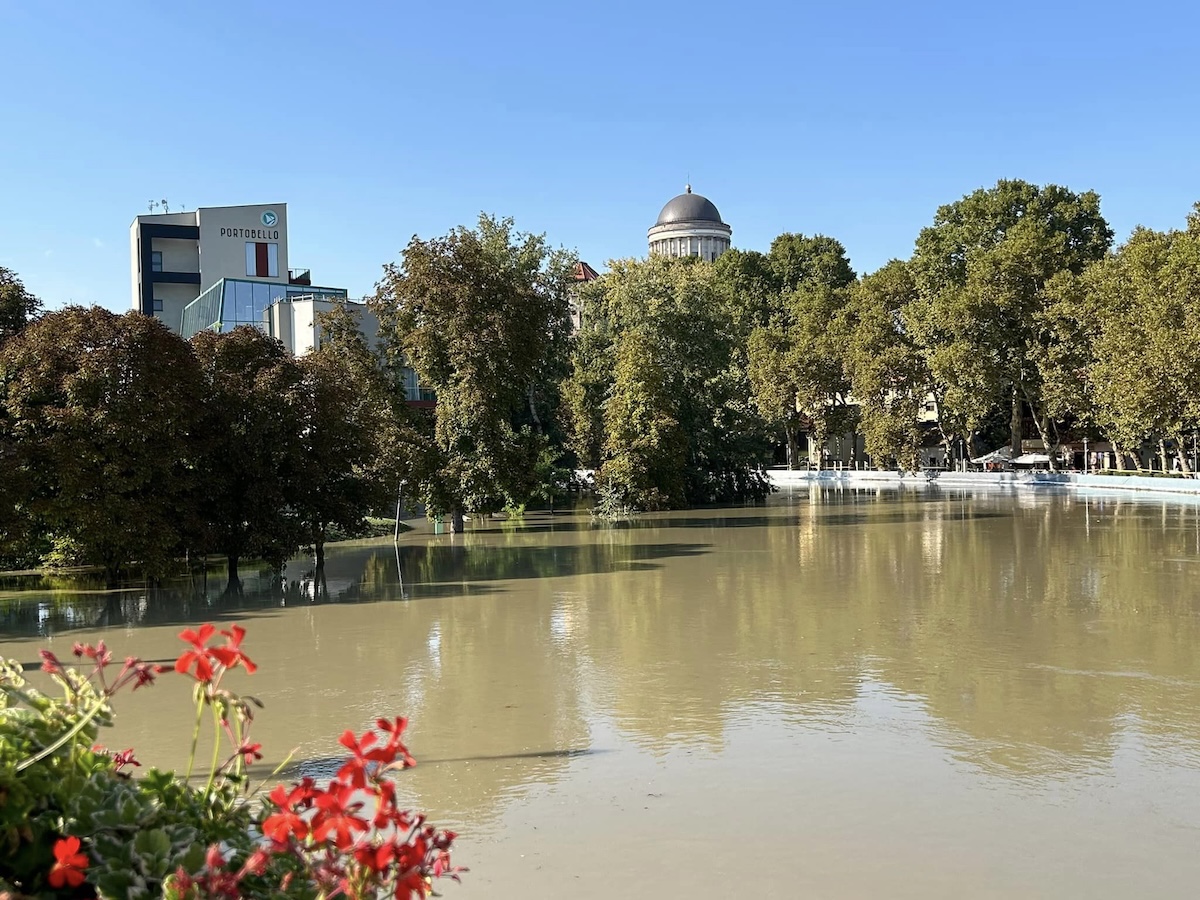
[2, 0, 1199, 311]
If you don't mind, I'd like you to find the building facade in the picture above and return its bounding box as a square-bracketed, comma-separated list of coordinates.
[130, 203, 313, 332]
[129, 201, 431, 402]
[647, 186, 732, 262]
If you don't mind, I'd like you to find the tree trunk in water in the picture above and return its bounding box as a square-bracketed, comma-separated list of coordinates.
[1113, 444, 1126, 472]
[449, 508, 465, 534]
[315, 529, 325, 572]
[1159, 440, 1170, 473]
[226, 555, 241, 594]
[1010, 387, 1023, 460]
[785, 424, 798, 471]
[1176, 442, 1193, 475]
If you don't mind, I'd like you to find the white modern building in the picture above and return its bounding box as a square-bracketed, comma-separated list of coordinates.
[129, 201, 432, 403]
[130, 202, 350, 341]
[647, 186, 732, 262]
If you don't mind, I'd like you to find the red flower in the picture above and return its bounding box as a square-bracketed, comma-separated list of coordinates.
[237, 742, 263, 766]
[394, 868, 431, 900]
[376, 716, 418, 768]
[262, 784, 311, 843]
[336, 729, 387, 788]
[240, 848, 271, 877]
[48, 836, 89, 889]
[112, 748, 141, 772]
[39, 650, 63, 675]
[211, 624, 257, 674]
[175, 624, 218, 683]
[312, 783, 369, 849]
[129, 660, 158, 690]
[205, 844, 226, 870]
[353, 842, 395, 873]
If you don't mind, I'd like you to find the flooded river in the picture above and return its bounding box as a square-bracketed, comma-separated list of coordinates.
[4, 487, 1200, 898]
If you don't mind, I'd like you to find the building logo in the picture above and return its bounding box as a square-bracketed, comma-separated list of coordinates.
[261, 210, 278, 227]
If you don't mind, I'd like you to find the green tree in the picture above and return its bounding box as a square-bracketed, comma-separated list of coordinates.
[907, 179, 1113, 467]
[601, 325, 688, 510]
[0, 267, 40, 347]
[1, 308, 204, 582]
[190, 327, 307, 589]
[567, 255, 771, 510]
[1063, 212, 1200, 471]
[312, 302, 436, 531]
[742, 234, 857, 468]
[713, 248, 780, 330]
[842, 260, 927, 469]
[0, 267, 40, 564]
[371, 215, 574, 532]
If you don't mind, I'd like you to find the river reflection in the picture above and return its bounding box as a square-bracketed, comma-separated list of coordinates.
[5, 488, 1200, 897]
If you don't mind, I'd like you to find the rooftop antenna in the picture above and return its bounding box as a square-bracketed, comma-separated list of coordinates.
[686, 173, 691, 193]
[148, 200, 157, 212]
[161, 198, 170, 213]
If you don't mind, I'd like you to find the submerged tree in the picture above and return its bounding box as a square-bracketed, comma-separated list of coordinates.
[566, 255, 771, 510]
[371, 215, 574, 532]
[1, 308, 204, 582]
[191, 327, 307, 589]
[301, 302, 436, 567]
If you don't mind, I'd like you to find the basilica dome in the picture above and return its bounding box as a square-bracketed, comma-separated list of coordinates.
[648, 185, 732, 262]
[655, 190, 725, 226]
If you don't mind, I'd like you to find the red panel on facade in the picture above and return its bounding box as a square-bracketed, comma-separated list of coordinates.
[255, 242, 269, 277]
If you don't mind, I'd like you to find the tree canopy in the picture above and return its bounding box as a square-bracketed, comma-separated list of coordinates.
[371, 214, 574, 530]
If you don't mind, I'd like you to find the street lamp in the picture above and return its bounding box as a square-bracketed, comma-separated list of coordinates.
[1083, 437, 1089, 474]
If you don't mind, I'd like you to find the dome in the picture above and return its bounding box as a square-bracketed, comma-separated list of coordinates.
[655, 186, 724, 226]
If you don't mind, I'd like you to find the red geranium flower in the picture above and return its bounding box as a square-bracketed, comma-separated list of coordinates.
[312, 783, 369, 849]
[48, 836, 89, 889]
[175, 624, 218, 683]
[237, 742, 263, 766]
[336, 729, 388, 788]
[262, 783, 312, 843]
[211, 624, 257, 674]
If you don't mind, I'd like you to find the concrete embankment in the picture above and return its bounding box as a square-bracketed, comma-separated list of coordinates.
[767, 468, 1200, 497]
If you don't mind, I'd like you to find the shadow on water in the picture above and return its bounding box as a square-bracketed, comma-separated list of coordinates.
[400, 540, 709, 584]
[286, 746, 610, 781]
[500, 511, 1009, 532]
[0, 539, 711, 639]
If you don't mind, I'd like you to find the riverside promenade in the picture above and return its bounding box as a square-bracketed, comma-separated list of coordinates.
[768, 468, 1200, 497]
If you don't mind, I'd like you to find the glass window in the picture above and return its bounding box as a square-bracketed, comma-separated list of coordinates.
[253, 282, 272, 323]
[151, 250, 163, 272]
[245, 243, 256, 277]
[152, 298, 164, 312]
[267, 243, 279, 278]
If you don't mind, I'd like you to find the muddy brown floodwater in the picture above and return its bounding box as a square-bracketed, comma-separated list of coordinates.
[5, 487, 1200, 898]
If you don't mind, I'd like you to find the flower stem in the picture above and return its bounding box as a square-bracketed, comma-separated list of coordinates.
[17, 700, 105, 771]
[203, 705, 221, 799]
[185, 687, 204, 781]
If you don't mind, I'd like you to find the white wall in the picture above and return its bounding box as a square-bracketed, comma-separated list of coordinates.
[155, 283, 200, 331]
[154, 238, 199, 273]
[129, 220, 140, 311]
[197, 204, 288, 291]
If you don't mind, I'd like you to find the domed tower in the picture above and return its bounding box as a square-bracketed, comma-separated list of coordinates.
[648, 185, 732, 262]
